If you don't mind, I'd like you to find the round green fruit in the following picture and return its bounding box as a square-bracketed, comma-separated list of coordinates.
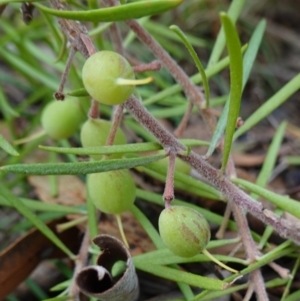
[80, 118, 127, 160]
[87, 169, 136, 214]
[82, 51, 135, 105]
[159, 206, 211, 257]
[41, 98, 84, 140]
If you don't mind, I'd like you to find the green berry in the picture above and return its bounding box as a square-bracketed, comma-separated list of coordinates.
[80, 118, 126, 160]
[82, 51, 135, 105]
[159, 206, 211, 257]
[87, 169, 136, 214]
[41, 98, 84, 140]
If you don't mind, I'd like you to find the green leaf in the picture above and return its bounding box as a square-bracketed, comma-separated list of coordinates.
[34, 0, 183, 22]
[285, 156, 300, 165]
[205, 20, 266, 158]
[255, 121, 287, 190]
[0, 134, 19, 156]
[234, 72, 300, 140]
[0, 195, 86, 214]
[39, 139, 209, 156]
[134, 263, 228, 291]
[220, 13, 243, 172]
[208, 0, 246, 67]
[143, 46, 247, 106]
[0, 48, 58, 91]
[0, 182, 75, 258]
[67, 87, 89, 97]
[232, 178, 300, 220]
[131, 205, 164, 249]
[0, 0, 41, 3]
[0, 86, 19, 118]
[169, 25, 210, 106]
[0, 154, 166, 175]
[134, 248, 246, 266]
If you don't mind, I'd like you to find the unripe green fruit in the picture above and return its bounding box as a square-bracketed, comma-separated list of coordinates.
[80, 118, 127, 160]
[87, 169, 136, 214]
[41, 98, 84, 140]
[82, 51, 135, 105]
[159, 206, 211, 257]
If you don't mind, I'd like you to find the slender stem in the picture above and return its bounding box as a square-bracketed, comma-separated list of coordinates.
[215, 201, 232, 239]
[116, 214, 129, 248]
[243, 284, 254, 301]
[202, 249, 238, 274]
[125, 96, 185, 153]
[54, 47, 76, 100]
[163, 152, 176, 206]
[105, 104, 124, 146]
[68, 229, 91, 300]
[133, 61, 161, 73]
[174, 101, 193, 138]
[88, 99, 99, 119]
[108, 21, 124, 56]
[125, 19, 218, 134]
[80, 33, 97, 56]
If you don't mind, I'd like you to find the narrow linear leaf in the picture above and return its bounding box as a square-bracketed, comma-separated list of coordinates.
[234, 72, 300, 140]
[0, 182, 75, 258]
[131, 205, 164, 249]
[34, 0, 183, 22]
[220, 13, 243, 172]
[255, 121, 287, 189]
[0, 0, 42, 3]
[0, 154, 166, 175]
[206, 20, 266, 158]
[0, 48, 58, 90]
[39, 139, 209, 156]
[242, 20, 266, 88]
[232, 178, 300, 220]
[0, 196, 86, 214]
[169, 25, 210, 106]
[284, 290, 300, 301]
[194, 278, 288, 301]
[134, 263, 228, 291]
[67, 87, 89, 97]
[134, 248, 246, 266]
[143, 47, 248, 106]
[0, 86, 19, 118]
[208, 0, 246, 67]
[0, 134, 19, 156]
[205, 100, 229, 158]
[285, 156, 300, 165]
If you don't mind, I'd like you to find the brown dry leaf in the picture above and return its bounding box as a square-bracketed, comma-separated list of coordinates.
[0, 121, 11, 141]
[235, 168, 257, 182]
[28, 175, 86, 206]
[232, 152, 266, 167]
[0, 218, 81, 299]
[99, 211, 155, 256]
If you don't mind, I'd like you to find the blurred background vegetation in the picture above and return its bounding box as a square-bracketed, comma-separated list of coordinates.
[1, 0, 300, 300]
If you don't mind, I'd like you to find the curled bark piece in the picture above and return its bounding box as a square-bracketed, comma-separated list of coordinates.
[76, 234, 139, 300]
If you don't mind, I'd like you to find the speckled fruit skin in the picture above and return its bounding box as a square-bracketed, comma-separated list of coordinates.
[82, 51, 135, 105]
[87, 169, 136, 214]
[41, 98, 84, 140]
[159, 206, 211, 257]
[80, 118, 127, 160]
